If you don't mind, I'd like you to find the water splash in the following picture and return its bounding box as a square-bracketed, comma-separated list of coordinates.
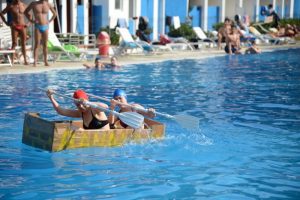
[184, 127, 214, 147]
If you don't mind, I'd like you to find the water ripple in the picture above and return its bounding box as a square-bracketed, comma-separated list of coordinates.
[0, 49, 300, 199]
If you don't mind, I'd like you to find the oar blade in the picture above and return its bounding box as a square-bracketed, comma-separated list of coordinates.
[119, 112, 144, 129]
[174, 114, 200, 130]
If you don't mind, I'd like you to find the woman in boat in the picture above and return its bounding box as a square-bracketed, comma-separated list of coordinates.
[46, 89, 110, 130]
[108, 89, 155, 129]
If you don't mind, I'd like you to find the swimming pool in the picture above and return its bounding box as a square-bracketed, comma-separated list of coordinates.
[0, 48, 299, 199]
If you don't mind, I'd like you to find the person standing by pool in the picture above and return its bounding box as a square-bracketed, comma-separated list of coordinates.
[225, 25, 242, 55]
[217, 17, 232, 50]
[108, 89, 156, 129]
[24, 0, 56, 67]
[0, 0, 30, 65]
[46, 89, 110, 130]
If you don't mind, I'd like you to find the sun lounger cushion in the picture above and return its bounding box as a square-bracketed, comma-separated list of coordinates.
[269, 28, 278, 33]
[63, 44, 79, 52]
[249, 26, 261, 36]
[173, 16, 181, 30]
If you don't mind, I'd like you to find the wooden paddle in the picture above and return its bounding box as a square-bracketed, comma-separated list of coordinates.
[88, 93, 200, 130]
[39, 88, 144, 129]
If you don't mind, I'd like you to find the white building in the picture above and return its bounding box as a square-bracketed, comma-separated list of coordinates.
[0, 0, 299, 38]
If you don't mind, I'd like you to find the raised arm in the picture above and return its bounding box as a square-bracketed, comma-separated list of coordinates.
[24, 3, 34, 23]
[108, 99, 118, 125]
[46, 89, 81, 118]
[83, 63, 94, 69]
[23, 3, 32, 27]
[132, 103, 156, 118]
[48, 2, 57, 23]
[0, 6, 10, 26]
[93, 102, 109, 112]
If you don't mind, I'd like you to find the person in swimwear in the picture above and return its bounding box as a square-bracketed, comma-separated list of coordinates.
[83, 57, 105, 70]
[217, 17, 232, 50]
[25, 0, 56, 67]
[84, 56, 121, 70]
[0, 0, 30, 65]
[224, 25, 242, 55]
[46, 89, 110, 130]
[245, 40, 261, 54]
[106, 56, 121, 69]
[108, 89, 156, 129]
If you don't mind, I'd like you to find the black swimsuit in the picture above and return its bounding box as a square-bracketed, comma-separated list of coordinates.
[117, 108, 134, 128]
[82, 110, 109, 129]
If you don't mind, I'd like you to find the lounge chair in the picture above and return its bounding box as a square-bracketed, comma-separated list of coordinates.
[0, 25, 12, 48]
[0, 25, 31, 65]
[192, 27, 217, 48]
[0, 49, 15, 67]
[160, 16, 194, 51]
[248, 26, 286, 45]
[159, 34, 194, 51]
[268, 27, 296, 44]
[47, 30, 98, 62]
[252, 15, 274, 33]
[115, 27, 153, 55]
[0, 25, 14, 66]
[238, 29, 256, 46]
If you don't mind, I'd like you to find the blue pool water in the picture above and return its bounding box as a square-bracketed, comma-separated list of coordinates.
[0, 48, 300, 199]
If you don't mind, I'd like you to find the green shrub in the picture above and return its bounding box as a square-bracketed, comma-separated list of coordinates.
[279, 18, 300, 27]
[98, 26, 120, 45]
[213, 22, 224, 31]
[167, 23, 197, 41]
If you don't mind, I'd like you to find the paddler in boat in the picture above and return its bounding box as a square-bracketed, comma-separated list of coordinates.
[108, 89, 156, 129]
[46, 89, 110, 130]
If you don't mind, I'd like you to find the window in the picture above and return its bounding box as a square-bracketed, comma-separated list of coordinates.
[115, 0, 122, 10]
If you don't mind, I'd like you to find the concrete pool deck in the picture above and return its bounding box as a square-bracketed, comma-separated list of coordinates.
[0, 43, 299, 75]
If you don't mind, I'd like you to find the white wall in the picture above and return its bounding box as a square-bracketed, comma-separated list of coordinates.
[224, 0, 261, 22]
[70, 0, 77, 33]
[152, 0, 158, 40]
[109, 0, 130, 28]
[243, 0, 256, 22]
[94, 0, 130, 28]
[189, 0, 226, 26]
[224, 1, 235, 19]
[60, 0, 67, 33]
[209, 0, 222, 5]
[260, 0, 273, 6]
[207, 0, 226, 23]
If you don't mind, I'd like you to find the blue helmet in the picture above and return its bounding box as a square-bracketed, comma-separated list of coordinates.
[113, 89, 127, 99]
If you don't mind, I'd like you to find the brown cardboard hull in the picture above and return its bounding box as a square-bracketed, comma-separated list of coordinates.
[22, 113, 165, 152]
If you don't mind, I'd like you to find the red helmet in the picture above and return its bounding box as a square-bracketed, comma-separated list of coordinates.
[73, 89, 89, 100]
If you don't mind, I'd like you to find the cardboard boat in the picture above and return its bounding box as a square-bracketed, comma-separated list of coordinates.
[22, 112, 165, 152]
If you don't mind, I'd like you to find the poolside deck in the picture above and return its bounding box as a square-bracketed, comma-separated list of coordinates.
[0, 43, 299, 75]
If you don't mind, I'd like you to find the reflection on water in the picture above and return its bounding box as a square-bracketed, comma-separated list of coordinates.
[0, 48, 300, 199]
